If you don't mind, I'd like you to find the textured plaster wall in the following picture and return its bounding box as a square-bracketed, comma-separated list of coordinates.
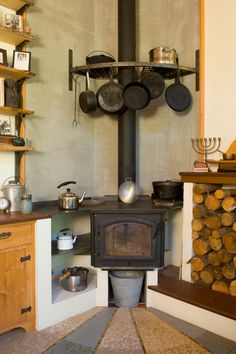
[92, 0, 199, 196]
[25, 0, 96, 200]
[0, 0, 199, 201]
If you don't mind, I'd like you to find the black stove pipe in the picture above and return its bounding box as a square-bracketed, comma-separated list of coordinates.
[118, 0, 136, 186]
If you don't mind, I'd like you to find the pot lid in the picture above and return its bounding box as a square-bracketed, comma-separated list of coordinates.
[58, 234, 73, 240]
[153, 180, 181, 185]
[60, 188, 77, 198]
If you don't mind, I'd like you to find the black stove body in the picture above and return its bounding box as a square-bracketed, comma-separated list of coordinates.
[90, 200, 166, 269]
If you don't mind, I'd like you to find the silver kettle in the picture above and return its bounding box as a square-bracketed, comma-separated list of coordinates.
[2, 177, 24, 212]
[57, 181, 85, 210]
[118, 177, 137, 204]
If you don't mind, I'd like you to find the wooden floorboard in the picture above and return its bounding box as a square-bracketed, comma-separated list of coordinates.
[149, 269, 236, 321]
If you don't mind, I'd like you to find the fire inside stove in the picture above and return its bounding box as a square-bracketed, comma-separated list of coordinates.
[91, 212, 165, 269]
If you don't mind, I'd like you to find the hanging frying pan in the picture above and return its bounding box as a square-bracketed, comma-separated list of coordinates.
[96, 67, 126, 115]
[79, 71, 97, 113]
[140, 71, 165, 100]
[122, 77, 151, 110]
[165, 69, 192, 112]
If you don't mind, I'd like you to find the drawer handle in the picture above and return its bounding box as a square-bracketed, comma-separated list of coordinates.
[21, 306, 32, 314]
[20, 255, 31, 263]
[0, 231, 12, 239]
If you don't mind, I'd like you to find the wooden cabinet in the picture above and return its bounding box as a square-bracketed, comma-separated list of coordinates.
[0, 221, 35, 333]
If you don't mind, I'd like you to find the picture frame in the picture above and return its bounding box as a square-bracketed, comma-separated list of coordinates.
[4, 13, 23, 32]
[0, 49, 7, 65]
[13, 50, 31, 71]
[0, 117, 14, 136]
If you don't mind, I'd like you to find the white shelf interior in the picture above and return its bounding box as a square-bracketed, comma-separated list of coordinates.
[52, 271, 97, 304]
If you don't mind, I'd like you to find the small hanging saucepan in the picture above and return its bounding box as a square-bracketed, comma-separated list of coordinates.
[165, 69, 192, 112]
[140, 69, 165, 100]
[122, 69, 151, 110]
[86, 51, 115, 78]
[96, 66, 126, 115]
[79, 70, 97, 113]
[86, 50, 115, 65]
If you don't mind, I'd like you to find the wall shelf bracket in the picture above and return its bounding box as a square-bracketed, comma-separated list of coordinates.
[15, 151, 24, 182]
[195, 49, 200, 91]
[68, 49, 73, 91]
[16, 40, 30, 52]
[16, 4, 31, 16]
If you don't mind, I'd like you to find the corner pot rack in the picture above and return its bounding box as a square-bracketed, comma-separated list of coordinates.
[68, 49, 199, 91]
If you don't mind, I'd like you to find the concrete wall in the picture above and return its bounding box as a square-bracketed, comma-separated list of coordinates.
[0, 0, 199, 202]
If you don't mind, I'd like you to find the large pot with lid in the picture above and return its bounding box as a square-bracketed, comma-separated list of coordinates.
[152, 180, 183, 200]
[2, 177, 24, 212]
[58, 267, 89, 292]
[57, 181, 85, 210]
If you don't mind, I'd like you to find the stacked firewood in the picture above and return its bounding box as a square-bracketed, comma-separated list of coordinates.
[190, 183, 236, 297]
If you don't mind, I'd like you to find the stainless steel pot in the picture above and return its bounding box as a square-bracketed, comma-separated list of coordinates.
[57, 181, 85, 210]
[59, 267, 89, 292]
[149, 47, 177, 65]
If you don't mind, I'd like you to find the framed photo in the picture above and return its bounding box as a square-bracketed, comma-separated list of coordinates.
[13, 50, 31, 71]
[0, 117, 14, 135]
[4, 13, 23, 31]
[0, 49, 7, 65]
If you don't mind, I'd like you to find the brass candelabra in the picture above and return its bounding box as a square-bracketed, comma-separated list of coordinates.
[191, 137, 221, 161]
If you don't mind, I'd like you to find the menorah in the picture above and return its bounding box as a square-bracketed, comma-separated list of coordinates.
[191, 137, 221, 161]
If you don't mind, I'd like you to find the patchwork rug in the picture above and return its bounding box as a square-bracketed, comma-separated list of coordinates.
[44, 307, 210, 354]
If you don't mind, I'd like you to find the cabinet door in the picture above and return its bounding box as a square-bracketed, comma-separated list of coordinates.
[0, 244, 34, 330]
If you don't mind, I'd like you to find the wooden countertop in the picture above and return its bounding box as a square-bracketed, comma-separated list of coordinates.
[0, 196, 183, 225]
[0, 210, 52, 225]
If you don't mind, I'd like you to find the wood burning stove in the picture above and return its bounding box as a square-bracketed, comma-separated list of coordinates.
[91, 205, 165, 269]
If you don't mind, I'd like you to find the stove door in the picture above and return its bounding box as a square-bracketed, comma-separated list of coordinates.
[91, 212, 165, 268]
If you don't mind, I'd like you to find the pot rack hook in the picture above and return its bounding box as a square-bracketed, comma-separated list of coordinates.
[72, 74, 79, 128]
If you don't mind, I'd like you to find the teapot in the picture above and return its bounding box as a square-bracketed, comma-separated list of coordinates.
[56, 228, 78, 250]
[57, 181, 85, 210]
[118, 177, 137, 204]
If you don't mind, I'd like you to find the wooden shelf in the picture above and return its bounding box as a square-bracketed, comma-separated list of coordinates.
[180, 171, 236, 184]
[149, 267, 236, 321]
[0, 63, 35, 80]
[0, 0, 33, 11]
[0, 25, 33, 46]
[51, 233, 91, 256]
[0, 106, 34, 115]
[0, 143, 35, 151]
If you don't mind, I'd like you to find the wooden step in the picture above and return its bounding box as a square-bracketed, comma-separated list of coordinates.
[148, 272, 236, 321]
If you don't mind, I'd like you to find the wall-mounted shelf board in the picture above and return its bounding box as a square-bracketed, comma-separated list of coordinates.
[0, 63, 35, 80]
[180, 172, 236, 184]
[0, 106, 34, 116]
[0, 0, 33, 11]
[0, 26, 33, 46]
[0, 143, 35, 151]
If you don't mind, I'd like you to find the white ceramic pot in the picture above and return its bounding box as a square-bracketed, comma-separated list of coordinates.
[56, 228, 78, 250]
